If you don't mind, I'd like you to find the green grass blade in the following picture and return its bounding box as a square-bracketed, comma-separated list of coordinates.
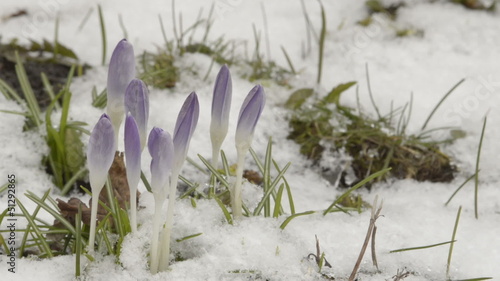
[198, 154, 231, 189]
[75, 204, 83, 277]
[214, 195, 233, 225]
[17, 199, 53, 257]
[445, 173, 476, 206]
[421, 78, 465, 131]
[389, 240, 456, 253]
[97, 4, 107, 66]
[474, 117, 487, 219]
[25, 191, 77, 235]
[176, 233, 203, 243]
[19, 189, 51, 255]
[280, 211, 315, 230]
[0, 78, 24, 104]
[316, 1, 326, 84]
[453, 277, 493, 281]
[273, 183, 286, 218]
[15, 52, 42, 127]
[263, 138, 273, 217]
[323, 168, 391, 215]
[281, 46, 296, 75]
[365, 64, 382, 120]
[447, 206, 462, 279]
[253, 162, 291, 216]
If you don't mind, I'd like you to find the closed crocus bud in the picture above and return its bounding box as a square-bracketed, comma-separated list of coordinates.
[232, 85, 265, 219]
[148, 127, 174, 199]
[147, 126, 174, 274]
[87, 114, 116, 192]
[125, 79, 149, 151]
[106, 39, 135, 145]
[157, 92, 199, 272]
[87, 113, 115, 254]
[235, 85, 265, 151]
[210, 65, 232, 166]
[124, 113, 141, 232]
[173, 92, 199, 171]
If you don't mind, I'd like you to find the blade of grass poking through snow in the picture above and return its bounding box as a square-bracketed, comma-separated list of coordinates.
[281, 46, 296, 75]
[17, 199, 53, 258]
[316, 1, 326, 84]
[445, 173, 477, 206]
[323, 168, 391, 215]
[19, 189, 51, 256]
[176, 233, 203, 243]
[214, 195, 233, 225]
[15, 52, 42, 127]
[253, 162, 290, 216]
[273, 183, 286, 218]
[97, 4, 107, 66]
[453, 277, 493, 281]
[447, 206, 462, 279]
[280, 211, 315, 230]
[118, 14, 128, 39]
[198, 155, 231, 189]
[25, 191, 77, 236]
[474, 116, 487, 219]
[263, 138, 272, 216]
[421, 78, 465, 131]
[140, 171, 152, 193]
[365, 64, 382, 120]
[389, 240, 456, 253]
[75, 203, 82, 277]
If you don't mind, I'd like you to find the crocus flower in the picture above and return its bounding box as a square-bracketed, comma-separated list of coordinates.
[124, 113, 141, 233]
[87, 113, 115, 254]
[125, 79, 149, 150]
[148, 127, 174, 199]
[106, 39, 135, 146]
[232, 85, 265, 219]
[235, 85, 265, 151]
[172, 92, 200, 171]
[147, 127, 174, 274]
[157, 92, 199, 273]
[210, 65, 232, 168]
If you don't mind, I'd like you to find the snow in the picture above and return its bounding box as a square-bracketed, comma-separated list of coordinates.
[1, 0, 500, 280]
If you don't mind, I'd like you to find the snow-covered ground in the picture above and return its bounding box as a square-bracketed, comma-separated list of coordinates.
[0, 1, 499, 280]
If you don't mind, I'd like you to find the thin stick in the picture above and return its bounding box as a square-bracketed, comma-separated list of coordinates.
[349, 196, 383, 281]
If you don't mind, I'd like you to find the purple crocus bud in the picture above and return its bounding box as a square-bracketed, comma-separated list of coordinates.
[148, 127, 174, 198]
[106, 39, 135, 143]
[235, 85, 265, 151]
[125, 114, 141, 184]
[210, 65, 232, 167]
[87, 113, 116, 252]
[125, 79, 149, 150]
[173, 92, 199, 170]
[124, 113, 141, 232]
[87, 114, 116, 191]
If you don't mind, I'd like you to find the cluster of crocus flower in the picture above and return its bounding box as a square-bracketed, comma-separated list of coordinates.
[86, 39, 264, 273]
[208, 66, 266, 219]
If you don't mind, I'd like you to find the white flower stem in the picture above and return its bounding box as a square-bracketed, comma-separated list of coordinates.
[211, 139, 222, 169]
[150, 197, 163, 274]
[87, 189, 101, 256]
[232, 148, 247, 219]
[158, 170, 180, 272]
[130, 186, 137, 233]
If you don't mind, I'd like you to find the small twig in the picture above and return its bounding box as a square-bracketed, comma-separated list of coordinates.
[392, 268, 410, 281]
[348, 196, 383, 281]
[307, 235, 332, 270]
